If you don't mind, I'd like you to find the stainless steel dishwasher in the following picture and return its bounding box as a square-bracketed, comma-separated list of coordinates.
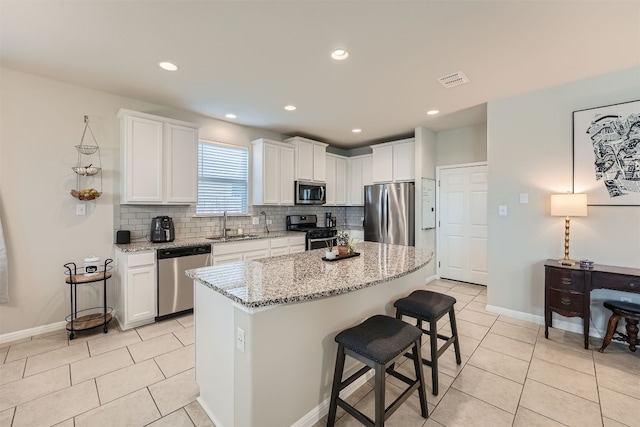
[156, 245, 211, 320]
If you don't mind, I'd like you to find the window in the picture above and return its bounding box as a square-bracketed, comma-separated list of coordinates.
[197, 140, 248, 214]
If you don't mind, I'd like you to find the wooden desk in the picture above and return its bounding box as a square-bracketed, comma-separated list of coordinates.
[544, 260, 640, 349]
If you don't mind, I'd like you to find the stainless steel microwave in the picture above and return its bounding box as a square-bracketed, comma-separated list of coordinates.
[295, 181, 326, 205]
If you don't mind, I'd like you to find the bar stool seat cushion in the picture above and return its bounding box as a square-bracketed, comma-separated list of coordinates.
[394, 290, 456, 319]
[603, 300, 640, 315]
[335, 315, 422, 365]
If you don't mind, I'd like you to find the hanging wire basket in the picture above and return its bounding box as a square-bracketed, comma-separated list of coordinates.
[70, 189, 102, 200]
[71, 115, 103, 199]
[71, 166, 101, 176]
[75, 115, 99, 154]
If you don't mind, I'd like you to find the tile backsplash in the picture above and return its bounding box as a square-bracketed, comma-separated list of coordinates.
[114, 204, 364, 242]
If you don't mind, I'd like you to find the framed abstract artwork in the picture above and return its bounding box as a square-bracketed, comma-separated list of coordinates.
[573, 100, 640, 206]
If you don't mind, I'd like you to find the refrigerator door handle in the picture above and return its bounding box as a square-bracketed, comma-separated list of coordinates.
[384, 187, 389, 243]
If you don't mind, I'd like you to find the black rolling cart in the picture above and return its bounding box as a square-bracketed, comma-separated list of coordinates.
[63, 258, 114, 340]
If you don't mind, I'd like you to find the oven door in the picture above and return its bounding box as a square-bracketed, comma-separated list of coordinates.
[295, 181, 326, 205]
[308, 236, 336, 251]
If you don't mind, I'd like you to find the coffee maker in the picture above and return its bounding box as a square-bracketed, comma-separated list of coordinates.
[150, 216, 175, 242]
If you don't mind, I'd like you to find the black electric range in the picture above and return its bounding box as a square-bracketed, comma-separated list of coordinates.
[286, 215, 337, 250]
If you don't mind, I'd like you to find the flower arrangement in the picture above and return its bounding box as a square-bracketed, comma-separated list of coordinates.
[336, 231, 350, 246]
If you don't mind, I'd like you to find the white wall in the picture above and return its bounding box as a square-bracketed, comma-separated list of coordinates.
[0, 68, 282, 336]
[415, 126, 437, 277]
[436, 123, 487, 166]
[487, 66, 640, 333]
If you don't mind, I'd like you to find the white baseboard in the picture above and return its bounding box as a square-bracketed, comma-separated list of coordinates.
[424, 274, 438, 285]
[292, 369, 375, 427]
[197, 396, 227, 427]
[0, 320, 67, 345]
[485, 304, 605, 339]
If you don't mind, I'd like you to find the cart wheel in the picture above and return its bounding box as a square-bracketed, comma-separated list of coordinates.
[69, 332, 75, 340]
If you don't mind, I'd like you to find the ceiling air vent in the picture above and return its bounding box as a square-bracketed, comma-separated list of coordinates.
[438, 71, 470, 88]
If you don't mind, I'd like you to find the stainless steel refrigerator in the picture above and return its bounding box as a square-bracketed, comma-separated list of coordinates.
[364, 182, 415, 246]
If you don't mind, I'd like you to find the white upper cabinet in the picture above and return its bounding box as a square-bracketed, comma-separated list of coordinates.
[325, 154, 347, 206]
[252, 138, 294, 206]
[118, 109, 199, 205]
[371, 145, 394, 183]
[371, 138, 415, 183]
[347, 154, 372, 206]
[165, 123, 198, 203]
[285, 136, 328, 182]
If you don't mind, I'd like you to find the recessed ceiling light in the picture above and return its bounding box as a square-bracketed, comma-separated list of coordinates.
[158, 61, 178, 71]
[427, 110, 440, 115]
[225, 113, 237, 119]
[352, 128, 362, 133]
[331, 49, 349, 60]
[284, 105, 297, 111]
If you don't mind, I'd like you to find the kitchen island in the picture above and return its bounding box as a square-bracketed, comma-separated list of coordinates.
[187, 241, 433, 427]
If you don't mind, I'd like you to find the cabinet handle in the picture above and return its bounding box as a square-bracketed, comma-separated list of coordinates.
[561, 297, 571, 305]
[561, 278, 572, 285]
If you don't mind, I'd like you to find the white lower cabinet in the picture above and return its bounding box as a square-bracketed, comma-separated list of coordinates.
[270, 237, 290, 257]
[212, 235, 308, 264]
[115, 250, 157, 330]
[288, 235, 306, 253]
[212, 239, 271, 265]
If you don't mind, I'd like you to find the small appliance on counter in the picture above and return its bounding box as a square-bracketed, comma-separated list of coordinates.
[150, 216, 175, 242]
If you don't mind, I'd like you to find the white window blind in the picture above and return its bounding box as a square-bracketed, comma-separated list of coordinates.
[197, 141, 248, 214]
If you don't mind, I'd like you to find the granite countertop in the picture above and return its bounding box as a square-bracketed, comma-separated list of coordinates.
[114, 230, 301, 252]
[186, 241, 433, 309]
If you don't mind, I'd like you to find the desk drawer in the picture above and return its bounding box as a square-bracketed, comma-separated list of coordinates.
[547, 268, 586, 293]
[592, 272, 640, 292]
[549, 289, 584, 315]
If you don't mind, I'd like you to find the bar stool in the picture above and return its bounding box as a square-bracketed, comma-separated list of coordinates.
[394, 290, 461, 395]
[599, 300, 640, 353]
[327, 315, 428, 427]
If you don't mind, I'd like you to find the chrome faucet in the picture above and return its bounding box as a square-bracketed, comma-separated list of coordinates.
[260, 211, 269, 233]
[222, 211, 230, 238]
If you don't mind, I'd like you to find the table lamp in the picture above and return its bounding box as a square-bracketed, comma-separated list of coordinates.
[550, 193, 587, 265]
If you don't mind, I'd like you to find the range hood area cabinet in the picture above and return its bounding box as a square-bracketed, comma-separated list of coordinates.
[118, 108, 199, 205]
[346, 154, 373, 206]
[371, 138, 415, 183]
[251, 138, 295, 205]
[325, 153, 347, 206]
[285, 136, 328, 183]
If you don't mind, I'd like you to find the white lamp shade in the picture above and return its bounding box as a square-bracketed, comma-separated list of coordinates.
[550, 193, 588, 217]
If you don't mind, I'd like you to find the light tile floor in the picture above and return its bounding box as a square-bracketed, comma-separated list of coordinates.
[1, 279, 638, 426]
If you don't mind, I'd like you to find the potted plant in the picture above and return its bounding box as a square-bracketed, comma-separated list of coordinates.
[336, 231, 350, 257]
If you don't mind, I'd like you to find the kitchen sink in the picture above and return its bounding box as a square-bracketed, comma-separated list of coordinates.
[206, 234, 259, 242]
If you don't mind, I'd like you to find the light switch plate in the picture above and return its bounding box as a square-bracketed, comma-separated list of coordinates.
[252, 217, 259, 225]
[76, 204, 86, 216]
[519, 193, 529, 204]
[499, 205, 508, 216]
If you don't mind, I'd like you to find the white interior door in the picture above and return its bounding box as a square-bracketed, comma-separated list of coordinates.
[438, 164, 488, 285]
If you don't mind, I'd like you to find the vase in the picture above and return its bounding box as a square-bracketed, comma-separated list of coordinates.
[337, 245, 349, 257]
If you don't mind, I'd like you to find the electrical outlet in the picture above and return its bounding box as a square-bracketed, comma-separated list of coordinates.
[498, 205, 508, 216]
[252, 217, 259, 225]
[267, 219, 272, 225]
[237, 327, 245, 352]
[76, 204, 86, 216]
[620, 297, 632, 303]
